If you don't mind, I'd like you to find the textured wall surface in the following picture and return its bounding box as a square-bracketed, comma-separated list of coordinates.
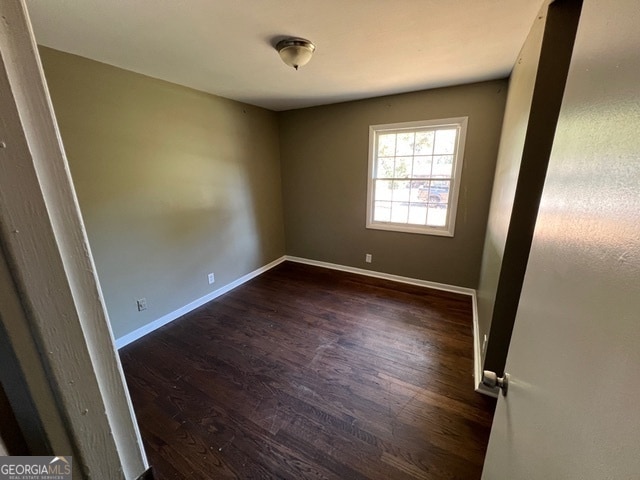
[484, 0, 640, 477]
[477, 0, 581, 370]
[475, 11, 546, 351]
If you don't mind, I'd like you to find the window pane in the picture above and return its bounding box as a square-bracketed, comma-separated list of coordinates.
[415, 131, 434, 154]
[374, 180, 392, 201]
[368, 118, 466, 236]
[394, 157, 412, 178]
[426, 205, 447, 227]
[408, 203, 427, 225]
[413, 156, 432, 177]
[427, 180, 450, 205]
[416, 184, 429, 203]
[378, 134, 396, 156]
[395, 132, 414, 156]
[390, 202, 408, 223]
[434, 129, 457, 154]
[373, 201, 391, 222]
[410, 184, 425, 202]
[432, 155, 454, 177]
[376, 157, 394, 178]
[392, 180, 410, 202]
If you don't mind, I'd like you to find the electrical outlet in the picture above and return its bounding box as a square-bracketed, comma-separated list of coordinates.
[208, 273, 215, 284]
[136, 298, 147, 312]
[365, 253, 372, 263]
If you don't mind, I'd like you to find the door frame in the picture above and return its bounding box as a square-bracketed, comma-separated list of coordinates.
[0, 1, 147, 477]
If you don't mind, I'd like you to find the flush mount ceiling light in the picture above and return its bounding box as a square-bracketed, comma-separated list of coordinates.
[276, 37, 316, 70]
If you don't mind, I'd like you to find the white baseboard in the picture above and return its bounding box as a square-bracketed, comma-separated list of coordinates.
[115, 256, 287, 349]
[472, 293, 499, 398]
[117, 254, 494, 397]
[284, 256, 475, 296]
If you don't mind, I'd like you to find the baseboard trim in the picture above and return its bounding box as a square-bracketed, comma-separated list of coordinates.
[284, 256, 475, 296]
[116, 254, 495, 397]
[472, 293, 499, 398]
[115, 256, 287, 349]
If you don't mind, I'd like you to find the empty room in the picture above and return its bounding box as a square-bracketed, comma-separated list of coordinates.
[1, 0, 639, 479]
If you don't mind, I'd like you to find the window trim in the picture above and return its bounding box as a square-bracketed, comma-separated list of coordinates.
[366, 117, 468, 237]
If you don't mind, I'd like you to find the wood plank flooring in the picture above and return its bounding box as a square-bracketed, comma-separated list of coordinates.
[120, 261, 496, 479]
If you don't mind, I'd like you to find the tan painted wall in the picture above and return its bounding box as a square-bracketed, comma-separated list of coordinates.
[475, 13, 546, 351]
[484, 0, 640, 476]
[39, 47, 286, 340]
[477, 0, 579, 372]
[278, 81, 507, 287]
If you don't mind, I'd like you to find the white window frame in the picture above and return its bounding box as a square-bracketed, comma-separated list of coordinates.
[366, 117, 468, 237]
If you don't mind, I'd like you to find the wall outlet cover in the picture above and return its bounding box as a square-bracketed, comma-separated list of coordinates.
[208, 273, 215, 284]
[136, 298, 147, 312]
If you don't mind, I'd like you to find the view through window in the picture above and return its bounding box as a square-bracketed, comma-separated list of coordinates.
[366, 118, 467, 236]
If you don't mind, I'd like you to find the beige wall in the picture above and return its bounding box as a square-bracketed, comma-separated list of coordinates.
[477, 0, 581, 372]
[40, 47, 286, 340]
[40, 48, 509, 342]
[484, 0, 640, 476]
[475, 13, 545, 350]
[278, 81, 507, 287]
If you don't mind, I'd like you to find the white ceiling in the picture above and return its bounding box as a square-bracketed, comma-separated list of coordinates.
[25, 0, 543, 111]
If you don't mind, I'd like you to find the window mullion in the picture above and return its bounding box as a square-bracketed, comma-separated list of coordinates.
[368, 117, 467, 236]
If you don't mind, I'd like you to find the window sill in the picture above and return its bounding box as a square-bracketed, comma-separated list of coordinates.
[366, 221, 454, 237]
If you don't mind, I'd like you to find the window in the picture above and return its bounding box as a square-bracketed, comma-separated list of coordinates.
[366, 117, 467, 236]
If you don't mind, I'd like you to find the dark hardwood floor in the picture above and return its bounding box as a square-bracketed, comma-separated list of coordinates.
[120, 261, 496, 479]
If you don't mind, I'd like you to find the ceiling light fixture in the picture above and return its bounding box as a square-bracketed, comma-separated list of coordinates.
[276, 37, 316, 70]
